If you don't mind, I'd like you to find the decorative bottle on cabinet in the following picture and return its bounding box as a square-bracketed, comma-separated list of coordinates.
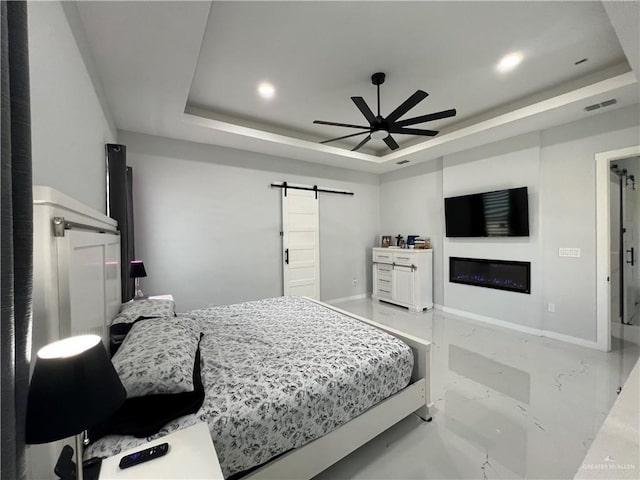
[372, 248, 433, 311]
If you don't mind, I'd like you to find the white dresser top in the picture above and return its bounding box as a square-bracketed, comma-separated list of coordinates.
[373, 247, 432, 252]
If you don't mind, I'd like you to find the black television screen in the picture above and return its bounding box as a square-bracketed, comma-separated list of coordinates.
[445, 187, 529, 237]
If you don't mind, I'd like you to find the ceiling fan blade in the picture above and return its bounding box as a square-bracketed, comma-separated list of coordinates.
[351, 97, 377, 124]
[395, 108, 457, 127]
[320, 131, 370, 144]
[313, 120, 370, 129]
[385, 90, 428, 123]
[383, 135, 399, 150]
[352, 134, 371, 151]
[390, 127, 439, 136]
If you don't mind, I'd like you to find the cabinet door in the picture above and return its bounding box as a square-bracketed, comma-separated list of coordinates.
[393, 266, 414, 305]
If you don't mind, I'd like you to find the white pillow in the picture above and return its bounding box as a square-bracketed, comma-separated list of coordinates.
[111, 316, 201, 397]
[112, 298, 175, 325]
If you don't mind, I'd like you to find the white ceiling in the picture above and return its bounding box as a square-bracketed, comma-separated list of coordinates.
[75, 1, 640, 174]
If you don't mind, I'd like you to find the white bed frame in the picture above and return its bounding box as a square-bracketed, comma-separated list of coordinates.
[245, 298, 432, 479]
[31, 186, 432, 480]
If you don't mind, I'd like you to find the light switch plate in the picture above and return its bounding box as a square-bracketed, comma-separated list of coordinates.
[559, 248, 581, 257]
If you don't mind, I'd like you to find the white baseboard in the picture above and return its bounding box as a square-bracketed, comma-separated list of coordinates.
[541, 329, 599, 349]
[325, 293, 368, 305]
[442, 307, 542, 337]
[433, 304, 444, 311]
[442, 306, 599, 349]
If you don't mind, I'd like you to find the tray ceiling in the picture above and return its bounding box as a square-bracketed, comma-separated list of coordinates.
[75, 1, 639, 173]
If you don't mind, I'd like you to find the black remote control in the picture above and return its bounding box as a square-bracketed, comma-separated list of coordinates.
[118, 443, 169, 469]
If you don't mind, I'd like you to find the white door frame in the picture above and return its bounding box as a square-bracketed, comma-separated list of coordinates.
[595, 145, 640, 352]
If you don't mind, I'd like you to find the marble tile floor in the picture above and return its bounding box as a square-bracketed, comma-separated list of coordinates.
[314, 298, 640, 480]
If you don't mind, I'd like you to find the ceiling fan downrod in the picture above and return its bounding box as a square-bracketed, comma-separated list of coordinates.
[372, 72, 385, 118]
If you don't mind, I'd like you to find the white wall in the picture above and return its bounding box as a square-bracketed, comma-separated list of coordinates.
[119, 131, 380, 311]
[380, 105, 640, 344]
[443, 132, 542, 331]
[26, 4, 117, 478]
[379, 160, 444, 305]
[28, 1, 116, 213]
[27, 0, 636, 342]
[539, 105, 639, 341]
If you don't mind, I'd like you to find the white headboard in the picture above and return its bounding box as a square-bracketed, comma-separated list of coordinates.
[32, 186, 121, 355]
[29, 186, 121, 480]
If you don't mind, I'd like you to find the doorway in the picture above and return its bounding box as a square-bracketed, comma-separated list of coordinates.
[610, 158, 640, 345]
[596, 146, 640, 352]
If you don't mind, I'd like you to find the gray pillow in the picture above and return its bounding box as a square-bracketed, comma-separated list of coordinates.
[112, 298, 176, 325]
[111, 316, 201, 398]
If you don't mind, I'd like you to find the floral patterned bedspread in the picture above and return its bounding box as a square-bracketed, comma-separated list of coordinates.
[86, 296, 413, 478]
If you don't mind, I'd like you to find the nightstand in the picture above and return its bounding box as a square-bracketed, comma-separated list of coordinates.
[98, 423, 223, 479]
[148, 294, 174, 301]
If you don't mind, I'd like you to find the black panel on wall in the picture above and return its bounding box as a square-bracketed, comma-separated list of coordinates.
[106, 143, 135, 301]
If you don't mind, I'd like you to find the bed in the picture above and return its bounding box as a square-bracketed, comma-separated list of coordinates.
[32, 187, 432, 480]
[86, 296, 431, 478]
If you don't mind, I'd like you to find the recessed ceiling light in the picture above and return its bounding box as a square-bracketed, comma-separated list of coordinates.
[497, 52, 523, 73]
[257, 82, 275, 99]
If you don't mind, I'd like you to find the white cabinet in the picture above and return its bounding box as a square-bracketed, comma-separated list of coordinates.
[372, 248, 433, 312]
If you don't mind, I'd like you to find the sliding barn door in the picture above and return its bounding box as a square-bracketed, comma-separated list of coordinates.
[282, 189, 320, 299]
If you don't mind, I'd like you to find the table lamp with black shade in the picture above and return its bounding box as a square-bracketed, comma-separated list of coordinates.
[129, 260, 147, 299]
[26, 335, 126, 480]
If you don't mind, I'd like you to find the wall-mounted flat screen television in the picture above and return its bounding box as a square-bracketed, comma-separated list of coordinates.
[445, 186, 529, 237]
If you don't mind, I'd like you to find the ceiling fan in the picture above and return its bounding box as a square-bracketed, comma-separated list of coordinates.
[314, 72, 457, 152]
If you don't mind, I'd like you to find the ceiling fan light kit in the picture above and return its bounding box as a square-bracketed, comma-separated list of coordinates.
[314, 72, 457, 152]
[371, 129, 389, 140]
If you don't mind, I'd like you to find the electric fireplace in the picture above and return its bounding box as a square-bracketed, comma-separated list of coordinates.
[449, 257, 530, 294]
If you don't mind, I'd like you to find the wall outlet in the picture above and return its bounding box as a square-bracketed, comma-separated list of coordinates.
[352, 277, 358, 286]
[548, 303, 555, 313]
